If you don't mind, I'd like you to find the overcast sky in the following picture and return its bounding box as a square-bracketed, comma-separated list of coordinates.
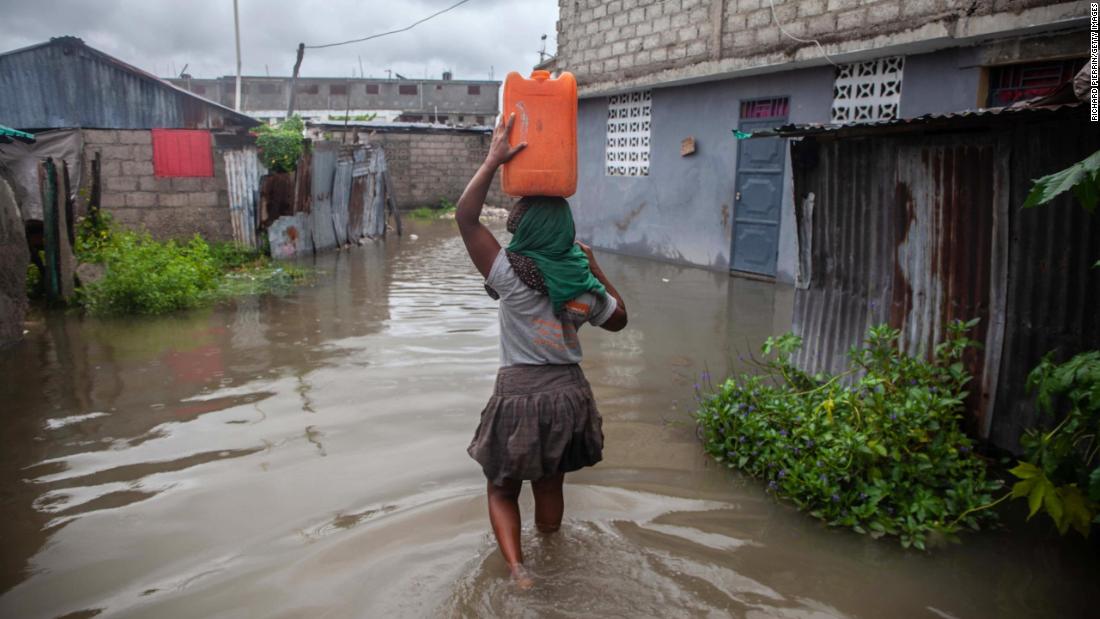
[1, 0, 559, 81]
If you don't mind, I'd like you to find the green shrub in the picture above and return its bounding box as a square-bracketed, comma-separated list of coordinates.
[252, 115, 305, 173]
[209, 241, 263, 271]
[696, 321, 1002, 549]
[1008, 351, 1100, 536]
[78, 231, 220, 315]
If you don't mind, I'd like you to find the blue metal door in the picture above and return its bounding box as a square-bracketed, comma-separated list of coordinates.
[731, 99, 788, 276]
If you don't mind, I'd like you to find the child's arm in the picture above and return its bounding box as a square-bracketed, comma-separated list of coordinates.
[456, 113, 526, 278]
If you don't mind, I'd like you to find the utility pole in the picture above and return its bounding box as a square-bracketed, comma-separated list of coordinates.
[287, 43, 305, 119]
[539, 34, 548, 64]
[233, 0, 242, 111]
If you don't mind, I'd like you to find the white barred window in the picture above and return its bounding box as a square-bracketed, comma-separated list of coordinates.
[606, 90, 651, 177]
[831, 56, 904, 123]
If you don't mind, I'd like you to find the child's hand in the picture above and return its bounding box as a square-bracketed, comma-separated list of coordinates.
[486, 113, 527, 167]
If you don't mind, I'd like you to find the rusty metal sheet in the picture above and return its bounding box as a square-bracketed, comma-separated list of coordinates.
[363, 148, 388, 239]
[789, 105, 1100, 452]
[268, 213, 314, 259]
[309, 143, 338, 251]
[224, 148, 264, 248]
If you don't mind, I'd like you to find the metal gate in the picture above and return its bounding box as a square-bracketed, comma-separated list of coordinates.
[731, 97, 788, 277]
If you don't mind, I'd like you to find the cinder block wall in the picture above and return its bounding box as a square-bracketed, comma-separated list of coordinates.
[80, 130, 233, 241]
[365, 130, 510, 210]
[556, 0, 1079, 88]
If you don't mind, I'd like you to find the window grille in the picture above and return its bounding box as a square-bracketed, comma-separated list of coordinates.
[399, 84, 418, 95]
[330, 84, 347, 96]
[987, 59, 1085, 107]
[831, 56, 904, 123]
[605, 90, 651, 177]
[467, 85, 481, 95]
[366, 84, 380, 94]
[740, 98, 789, 120]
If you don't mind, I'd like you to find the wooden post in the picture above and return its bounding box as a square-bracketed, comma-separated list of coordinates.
[39, 158, 60, 302]
[286, 43, 305, 119]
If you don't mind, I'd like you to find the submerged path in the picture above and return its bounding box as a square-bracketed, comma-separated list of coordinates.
[1, 220, 1096, 618]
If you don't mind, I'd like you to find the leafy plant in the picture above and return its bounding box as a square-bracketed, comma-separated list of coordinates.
[252, 115, 306, 173]
[74, 219, 307, 315]
[77, 230, 220, 315]
[407, 200, 457, 220]
[1008, 351, 1100, 536]
[1022, 149, 1100, 268]
[696, 320, 1003, 550]
[1022, 149, 1100, 213]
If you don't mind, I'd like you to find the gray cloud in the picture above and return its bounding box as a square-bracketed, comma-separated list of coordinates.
[0, 0, 559, 81]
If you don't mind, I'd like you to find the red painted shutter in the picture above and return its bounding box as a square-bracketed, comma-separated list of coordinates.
[152, 129, 214, 177]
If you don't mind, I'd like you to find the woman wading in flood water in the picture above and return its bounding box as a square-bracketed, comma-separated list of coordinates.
[456, 113, 628, 587]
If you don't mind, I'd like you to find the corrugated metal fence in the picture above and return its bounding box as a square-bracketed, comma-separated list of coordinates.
[224, 148, 265, 248]
[266, 142, 397, 259]
[788, 106, 1100, 450]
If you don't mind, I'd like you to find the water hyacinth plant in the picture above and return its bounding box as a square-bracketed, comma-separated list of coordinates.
[696, 321, 1003, 550]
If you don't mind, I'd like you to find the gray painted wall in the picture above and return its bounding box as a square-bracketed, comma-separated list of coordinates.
[572, 47, 980, 283]
[899, 47, 983, 116]
[572, 65, 834, 282]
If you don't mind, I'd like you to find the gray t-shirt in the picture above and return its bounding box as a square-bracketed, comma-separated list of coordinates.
[487, 249, 618, 367]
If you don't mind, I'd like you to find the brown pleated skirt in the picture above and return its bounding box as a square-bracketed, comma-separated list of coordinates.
[467, 364, 604, 486]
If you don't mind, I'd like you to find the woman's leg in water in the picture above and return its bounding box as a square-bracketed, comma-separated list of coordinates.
[487, 479, 525, 567]
[532, 472, 565, 533]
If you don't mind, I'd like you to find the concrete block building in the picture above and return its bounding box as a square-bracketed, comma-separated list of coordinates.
[168, 74, 500, 127]
[546, 0, 1090, 282]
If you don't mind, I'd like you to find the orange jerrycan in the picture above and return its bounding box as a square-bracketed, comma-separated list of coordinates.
[501, 70, 577, 197]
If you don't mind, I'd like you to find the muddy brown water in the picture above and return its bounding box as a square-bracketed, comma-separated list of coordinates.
[2, 220, 1097, 618]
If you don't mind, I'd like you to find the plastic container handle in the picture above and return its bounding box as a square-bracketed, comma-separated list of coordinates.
[531, 70, 550, 81]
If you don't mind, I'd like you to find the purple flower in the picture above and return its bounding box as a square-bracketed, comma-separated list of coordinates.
[959, 445, 971, 453]
[819, 473, 828, 482]
[778, 469, 787, 479]
[859, 492, 868, 500]
[793, 447, 801, 455]
[889, 413, 899, 421]
[806, 440, 815, 448]
[767, 481, 778, 491]
[739, 436, 747, 443]
[779, 429, 788, 437]
[694, 383, 701, 390]
[831, 494, 841, 503]
[702, 371, 710, 381]
[748, 405, 756, 412]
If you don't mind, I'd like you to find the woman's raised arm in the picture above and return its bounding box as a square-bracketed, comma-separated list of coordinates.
[456, 113, 526, 278]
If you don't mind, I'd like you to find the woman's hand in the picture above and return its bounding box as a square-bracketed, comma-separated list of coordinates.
[486, 113, 527, 168]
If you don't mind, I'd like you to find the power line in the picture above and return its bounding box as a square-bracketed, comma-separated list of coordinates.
[305, 0, 474, 50]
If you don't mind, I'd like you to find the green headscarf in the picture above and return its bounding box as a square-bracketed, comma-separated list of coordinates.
[507, 198, 606, 314]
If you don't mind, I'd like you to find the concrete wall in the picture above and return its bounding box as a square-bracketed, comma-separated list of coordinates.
[169, 76, 500, 119]
[554, 0, 1087, 95]
[81, 130, 233, 242]
[359, 130, 510, 210]
[574, 46, 985, 281]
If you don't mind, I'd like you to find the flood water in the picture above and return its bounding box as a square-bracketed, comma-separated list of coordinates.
[2, 220, 1097, 618]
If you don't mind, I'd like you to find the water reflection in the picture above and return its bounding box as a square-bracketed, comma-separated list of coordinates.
[0, 220, 1096, 619]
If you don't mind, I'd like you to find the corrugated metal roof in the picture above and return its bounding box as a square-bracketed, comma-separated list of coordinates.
[0, 37, 259, 130]
[754, 103, 1083, 139]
